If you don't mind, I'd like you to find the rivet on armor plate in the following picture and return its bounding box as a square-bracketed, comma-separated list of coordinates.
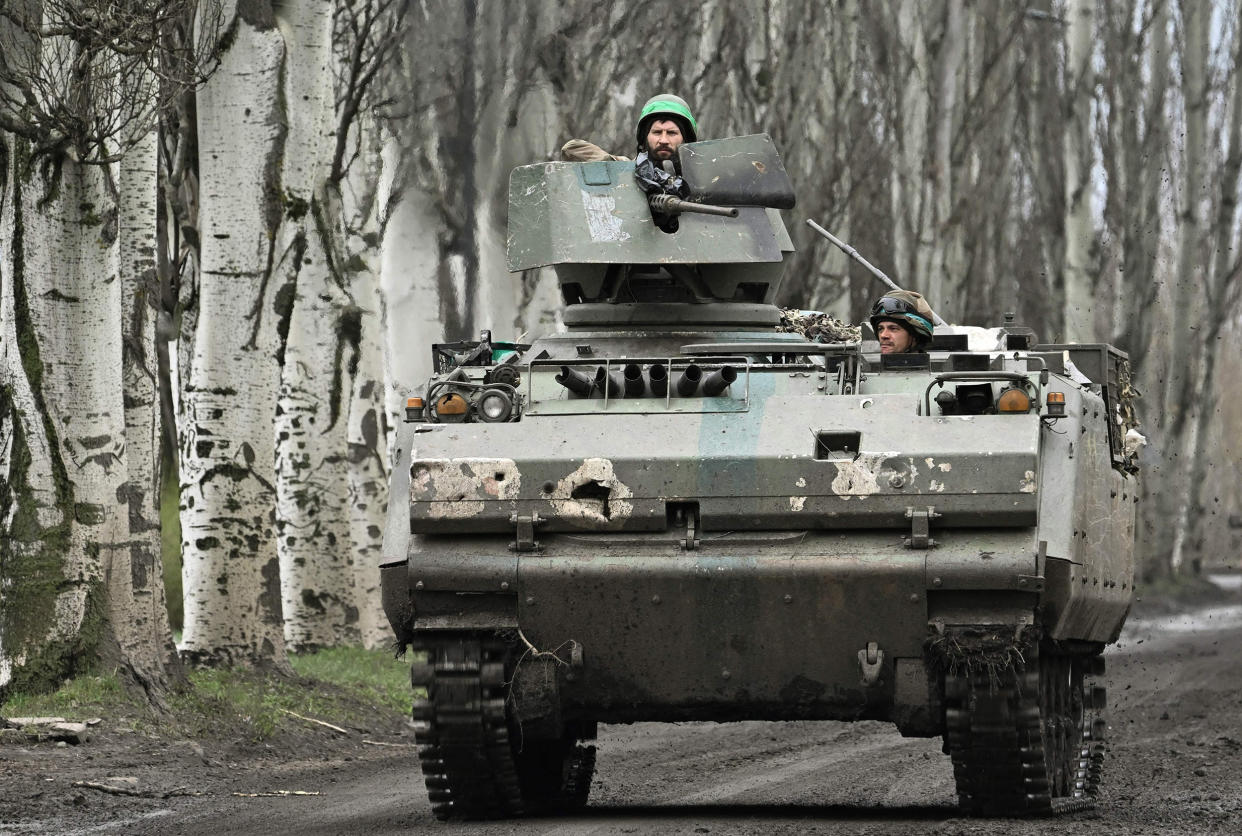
[500, 581, 510, 590]
[525, 596, 535, 605]
[721, 669, 731, 680]
[651, 594, 661, 604]
[932, 577, 942, 587]
[783, 594, 793, 603]
[909, 593, 920, 603]
[415, 580, 424, 590]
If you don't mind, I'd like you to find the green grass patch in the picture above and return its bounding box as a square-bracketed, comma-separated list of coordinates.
[289, 646, 410, 713]
[1, 672, 126, 718]
[2, 647, 412, 744]
[168, 646, 411, 741]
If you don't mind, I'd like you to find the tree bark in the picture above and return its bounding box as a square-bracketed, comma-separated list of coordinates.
[268, 0, 360, 651]
[1, 145, 130, 694]
[180, 1, 290, 669]
[1062, 0, 1096, 342]
[0, 134, 78, 696]
[1149, 0, 1209, 578]
[117, 94, 185, 698]
[1183, 0, 1242, 571]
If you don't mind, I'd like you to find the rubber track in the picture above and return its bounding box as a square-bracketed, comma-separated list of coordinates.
[943, 651, 1105, 817]
[410, 636, 597, 820]
[411, 637, 524, 820]
[562, 743, 597, 809]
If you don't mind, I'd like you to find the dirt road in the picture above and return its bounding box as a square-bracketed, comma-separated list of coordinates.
[4, 587, 1241, 836]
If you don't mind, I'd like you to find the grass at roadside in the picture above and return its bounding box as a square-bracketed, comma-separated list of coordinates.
[1, 646, 412, 744]
[1, 672, 129, 719]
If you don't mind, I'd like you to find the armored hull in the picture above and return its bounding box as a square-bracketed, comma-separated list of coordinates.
[379, 136, 1139, 819]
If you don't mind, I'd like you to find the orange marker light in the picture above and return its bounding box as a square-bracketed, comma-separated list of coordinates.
[997, 387, 1032, 413]
[404, 396, 425, 423]
[1046, 391, 1066, 417]
[435, 394, 469, 415]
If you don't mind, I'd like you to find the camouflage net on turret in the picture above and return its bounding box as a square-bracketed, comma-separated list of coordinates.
[777, 309, 861, 343]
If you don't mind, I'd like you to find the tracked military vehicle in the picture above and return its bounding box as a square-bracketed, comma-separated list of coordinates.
[380, 134, 1141, 819]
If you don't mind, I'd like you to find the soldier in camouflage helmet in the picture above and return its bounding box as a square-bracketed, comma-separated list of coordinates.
[869, 289, 935, 354]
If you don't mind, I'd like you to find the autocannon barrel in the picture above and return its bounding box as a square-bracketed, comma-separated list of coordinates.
[555, 366, 594, 397]
[648, 194, 740, 218]
[701, 365, 737, 397]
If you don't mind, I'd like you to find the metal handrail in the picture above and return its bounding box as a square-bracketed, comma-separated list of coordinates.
[922, 371, 1041, 416]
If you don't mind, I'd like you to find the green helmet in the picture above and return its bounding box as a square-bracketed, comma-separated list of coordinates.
[636, 93, 698, 149]
[869, 290, 935, 347]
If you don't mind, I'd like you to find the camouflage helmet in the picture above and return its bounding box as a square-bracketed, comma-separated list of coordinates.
[636, 93, 698, 148]
[869, 289, 935, 346]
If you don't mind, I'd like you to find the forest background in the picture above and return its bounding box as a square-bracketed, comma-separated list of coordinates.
[1, 0, 1240, 703]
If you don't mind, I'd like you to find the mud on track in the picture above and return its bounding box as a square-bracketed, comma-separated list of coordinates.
[3, 584, 1241, 836]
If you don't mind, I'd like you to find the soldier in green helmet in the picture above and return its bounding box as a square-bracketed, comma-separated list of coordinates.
[869, 289, 935, 354]
[560, 92, 699, 163]
[634, 92, 698, 161]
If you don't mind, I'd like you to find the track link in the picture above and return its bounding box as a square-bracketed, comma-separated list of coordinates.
[943, 646, 1105, 816]
[410, 634, 596, 820]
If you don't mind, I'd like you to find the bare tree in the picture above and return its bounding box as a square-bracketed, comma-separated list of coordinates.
[0, 0, 221, 163]
[0, 0, 217, 700]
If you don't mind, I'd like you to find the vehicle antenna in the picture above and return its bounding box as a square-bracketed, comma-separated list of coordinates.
[805, 219, 947, 326]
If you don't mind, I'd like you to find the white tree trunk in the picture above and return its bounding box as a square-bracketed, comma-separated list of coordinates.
[118, 113, 182, 692]
[381, 161, 446, 419]
[269, 0, 360, 651]
[345, 246, 390, 649]
[181, 4, 290, 668]
[339, 117, 393, 649]
[1161, 0, 1210, 575]
[0, 135, 70, 692]
[10, 152, 130, 683]
[890, 0, 931, 290]
[1063, 0, 1096, 341]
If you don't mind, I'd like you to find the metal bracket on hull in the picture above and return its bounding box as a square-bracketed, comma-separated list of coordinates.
[904, 506, 940, 549]
[509, 512, 544, 552]
[858, 641, 884, 686]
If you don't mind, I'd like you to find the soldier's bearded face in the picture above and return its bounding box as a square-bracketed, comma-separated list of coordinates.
[646, 120, 684, 160]
[876, 320, 914, 354]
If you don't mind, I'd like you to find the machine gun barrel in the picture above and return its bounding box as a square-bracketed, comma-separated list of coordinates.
[648, 194, 740, 218]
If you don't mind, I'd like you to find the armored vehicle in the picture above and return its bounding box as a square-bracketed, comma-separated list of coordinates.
[380, 134, 1141, 819]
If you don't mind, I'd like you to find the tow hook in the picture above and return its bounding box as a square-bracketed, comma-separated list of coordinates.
[857, 641, 884, 686]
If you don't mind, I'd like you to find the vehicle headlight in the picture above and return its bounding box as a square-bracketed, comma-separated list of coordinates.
[477, 388, 514, 422]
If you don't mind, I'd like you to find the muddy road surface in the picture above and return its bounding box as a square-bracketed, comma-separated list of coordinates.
[4, 589, 1241, 836]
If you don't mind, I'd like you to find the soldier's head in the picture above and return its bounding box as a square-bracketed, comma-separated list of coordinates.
[636, 93, 698, 161]
[870, 290, 934, 354]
